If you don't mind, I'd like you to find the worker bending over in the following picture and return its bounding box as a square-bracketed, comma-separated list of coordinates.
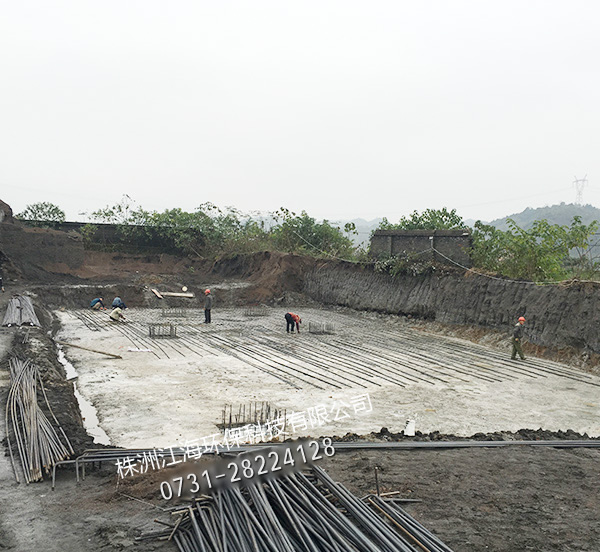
[109, 306, 127, 322]
[285, 312, 301, 333]
[511, 316, 526, 360]
[90, 297, 106, 310]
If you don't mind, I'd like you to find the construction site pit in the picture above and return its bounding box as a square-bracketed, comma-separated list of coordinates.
[1, 292, 600, 552]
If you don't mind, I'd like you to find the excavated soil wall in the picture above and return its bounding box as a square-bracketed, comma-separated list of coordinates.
[303, 260, 600, 354]
[0, 222, 85, 281]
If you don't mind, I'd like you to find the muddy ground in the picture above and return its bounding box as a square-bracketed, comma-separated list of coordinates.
[322, 445, 600, 552]
[2, 442, 598, 551]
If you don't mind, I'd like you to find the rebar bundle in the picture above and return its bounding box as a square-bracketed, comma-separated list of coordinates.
[308, 322, 336, 335]
[2, 295, 41, 327]
[145, 465, 454, 551]
[5, 358, 74, 483]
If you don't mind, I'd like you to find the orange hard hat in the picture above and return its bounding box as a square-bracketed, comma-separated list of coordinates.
[518, 316, 526, 322]
[204, 289, 210, 295]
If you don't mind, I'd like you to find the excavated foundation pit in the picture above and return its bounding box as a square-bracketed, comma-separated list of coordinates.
[54, 306, 600, 449]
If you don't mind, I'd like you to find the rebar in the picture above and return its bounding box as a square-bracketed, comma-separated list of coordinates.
[218, 402, 285, 432]
[5, 357, 73, 483]
[308, 322, 336, 335]
[149, 323, 178, 339]
[162, 308, 186, 318]
[141, 465, 453, 552]
[243, 306, 269, 317]
[2, 295, 41, 327]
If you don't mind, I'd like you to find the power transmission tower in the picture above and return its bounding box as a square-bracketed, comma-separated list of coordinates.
[573, 175, 588, 205]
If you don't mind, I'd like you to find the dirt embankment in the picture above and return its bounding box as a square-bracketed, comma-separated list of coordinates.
[303, 260, 600, 357]
[18, 250, 319, 310]
[0, 222, 85, 283]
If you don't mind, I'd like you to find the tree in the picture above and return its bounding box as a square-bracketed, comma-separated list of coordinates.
[377, 208, 466, 231]
[471, 216, 599, 281]
[89, 199, 272, 257]
[86, 197, 355, 259]
[141, 204, 257, 257]
[270, 208, 355, 259]
[89, 195, 144, 225]
[16, 202, 66, 226]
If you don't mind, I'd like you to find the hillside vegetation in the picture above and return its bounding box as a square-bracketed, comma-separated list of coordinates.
[14, 199, 600, 283]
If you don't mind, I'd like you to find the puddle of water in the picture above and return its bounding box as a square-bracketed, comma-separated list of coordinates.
[56, 346, 111, 445]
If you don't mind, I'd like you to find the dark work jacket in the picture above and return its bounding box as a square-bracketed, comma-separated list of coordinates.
[513, 323, 523, 339]
[205, 295, 213, 309]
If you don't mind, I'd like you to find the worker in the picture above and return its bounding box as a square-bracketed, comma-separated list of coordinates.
[285, 312, 301, 333]
[204, 289, 213, 323]
[112, 296, 127, 309]
[511, 316, 526, 360]
[109, 306, 127, 322]
[90, 297, 106, 310]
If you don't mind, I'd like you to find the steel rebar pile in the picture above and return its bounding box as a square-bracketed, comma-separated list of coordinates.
[2, 295, 41, 327]
[145, 466, 454, 552]
[5, 358, 74, 483]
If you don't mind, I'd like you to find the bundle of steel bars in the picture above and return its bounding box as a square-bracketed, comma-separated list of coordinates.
[308, 322, 336, 335]
[2, 295, 41, 327]
[144, 465, 454, 551]
[5, 357, 74, 483]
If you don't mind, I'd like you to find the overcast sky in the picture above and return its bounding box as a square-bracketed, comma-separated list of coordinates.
[1, 0, 600, 223]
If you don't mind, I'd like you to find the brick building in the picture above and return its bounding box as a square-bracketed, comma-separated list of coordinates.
[370, 229, 472, 267]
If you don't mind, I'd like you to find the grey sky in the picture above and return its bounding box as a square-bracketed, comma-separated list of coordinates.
[1, 0, 599, 223]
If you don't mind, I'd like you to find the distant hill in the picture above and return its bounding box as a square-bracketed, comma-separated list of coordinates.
[488, 203, 600, 230]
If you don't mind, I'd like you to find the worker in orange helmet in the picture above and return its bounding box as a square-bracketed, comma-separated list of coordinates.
[511, 316, 526, 360]
[204, 289, 213, 324]
[284, 312, 301, 333]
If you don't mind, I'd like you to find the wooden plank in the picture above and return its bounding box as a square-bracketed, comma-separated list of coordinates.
[56, 340, 122, 360]
[151, 288, 164, 299]
[160, 291, 195, 298]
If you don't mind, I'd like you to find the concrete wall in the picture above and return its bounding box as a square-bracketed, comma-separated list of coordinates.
[371, 230, 472, 267]
[304, 260, 600, 354]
